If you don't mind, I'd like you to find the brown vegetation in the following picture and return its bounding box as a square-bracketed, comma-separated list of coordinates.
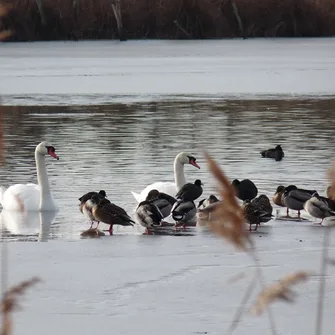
[1, 277, 40, 335]
[250, 271, 311, 316]
[204, 152, 252, 251]
[0, 0, 334, 41]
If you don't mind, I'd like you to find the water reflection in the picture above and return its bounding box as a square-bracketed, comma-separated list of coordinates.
[0, 210, 57, 241]
[0, 98, 335, 241]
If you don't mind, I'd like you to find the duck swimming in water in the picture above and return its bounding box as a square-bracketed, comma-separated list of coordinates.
[260, 145, 284, 161]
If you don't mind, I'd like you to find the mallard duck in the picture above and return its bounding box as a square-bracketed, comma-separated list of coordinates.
[134, 200, 164, 234]
[196, 195, 221, 223]
[260, 145, 284, 161]
[90, 195, 134, 235]
[282, 185, 316, 218]
[171, 199, 196, 228]
[242, 195, 273, 231]
[80, 190, 108, 228]
[252, 194, 273, 214]
[175, 179, 203, 201]
[232, 179, 258, 201]
[197, 194, 219, 209]
[304, 192, 335, 224]
[145, 189, 176, 218]
[79, 190, 107, 215]
[272, 185, 290, 217]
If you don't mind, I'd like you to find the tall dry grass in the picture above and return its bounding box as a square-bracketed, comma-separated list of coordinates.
[0, 0, 334, 41]
[204, 152, 334, 335]
[1, 278, 40, 335]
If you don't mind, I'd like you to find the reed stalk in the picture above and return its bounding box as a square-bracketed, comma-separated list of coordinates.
[112, 0, 126, 41]
[231, 1, 245, 39]
[35, 0, 46, 25]
[315, 226, 331, 335]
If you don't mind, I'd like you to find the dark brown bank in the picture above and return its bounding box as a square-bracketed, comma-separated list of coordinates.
[0, 0, 335, 41]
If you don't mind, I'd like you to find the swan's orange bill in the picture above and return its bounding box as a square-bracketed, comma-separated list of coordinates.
[190, 160, 200, 169]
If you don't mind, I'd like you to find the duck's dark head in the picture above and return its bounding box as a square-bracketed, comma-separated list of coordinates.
[232, 179, 240, 187]
[146, 189, 160, 201]
[285, 185, 297, 192]
[283, 185, 297, 196]
[312, 192, 320, 199]
[275, 145, 283, 151]
[98, 190, 107, 198]
[275, 185, 286, 193]
[90, 195, 102, 205]
[195, 179, 203, 187]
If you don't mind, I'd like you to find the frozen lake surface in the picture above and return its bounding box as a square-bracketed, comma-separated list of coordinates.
[0, 38, 334, 105]
[0, 39, 335, 335]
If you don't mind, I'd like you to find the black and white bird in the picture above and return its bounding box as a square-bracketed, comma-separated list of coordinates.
[145, 189, 176, 218]
[171, 199, 196, 226]
[134, 199, 164, 233]
[78, 190, 107, 228]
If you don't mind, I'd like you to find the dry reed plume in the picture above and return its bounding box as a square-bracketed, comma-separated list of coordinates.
[204, 153, 314, 334]
[204, 151, 251, 251]
[250, 271, 311, 315]
[1, 277, 41, 335]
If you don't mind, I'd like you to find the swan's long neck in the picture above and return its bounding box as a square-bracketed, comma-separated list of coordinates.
[174, 157, 186, 191]
[35, 152, 52, 210]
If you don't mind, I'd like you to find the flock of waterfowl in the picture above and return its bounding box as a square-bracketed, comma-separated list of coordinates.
[0, 142, 334, 236]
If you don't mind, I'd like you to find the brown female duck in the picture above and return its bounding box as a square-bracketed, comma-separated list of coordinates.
[272, 185, 290, 217]
[90, 195, 134, 235]
[242, 194, 273, 231]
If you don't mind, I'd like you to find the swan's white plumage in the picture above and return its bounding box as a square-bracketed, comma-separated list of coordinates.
[0, 210, 56, 241]
[131, 152, 200, 203]
[0, 183, 40, 211]
[0, 141, 58, 212]
[131, 182, 177, 203]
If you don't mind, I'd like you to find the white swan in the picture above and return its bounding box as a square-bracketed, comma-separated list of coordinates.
[0, 141, 59, 212]
[0, 210, 56, 241]
[131, 152, 200, 203]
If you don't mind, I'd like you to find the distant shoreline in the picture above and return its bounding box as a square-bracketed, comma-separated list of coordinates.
[1, 0, 335, 42]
